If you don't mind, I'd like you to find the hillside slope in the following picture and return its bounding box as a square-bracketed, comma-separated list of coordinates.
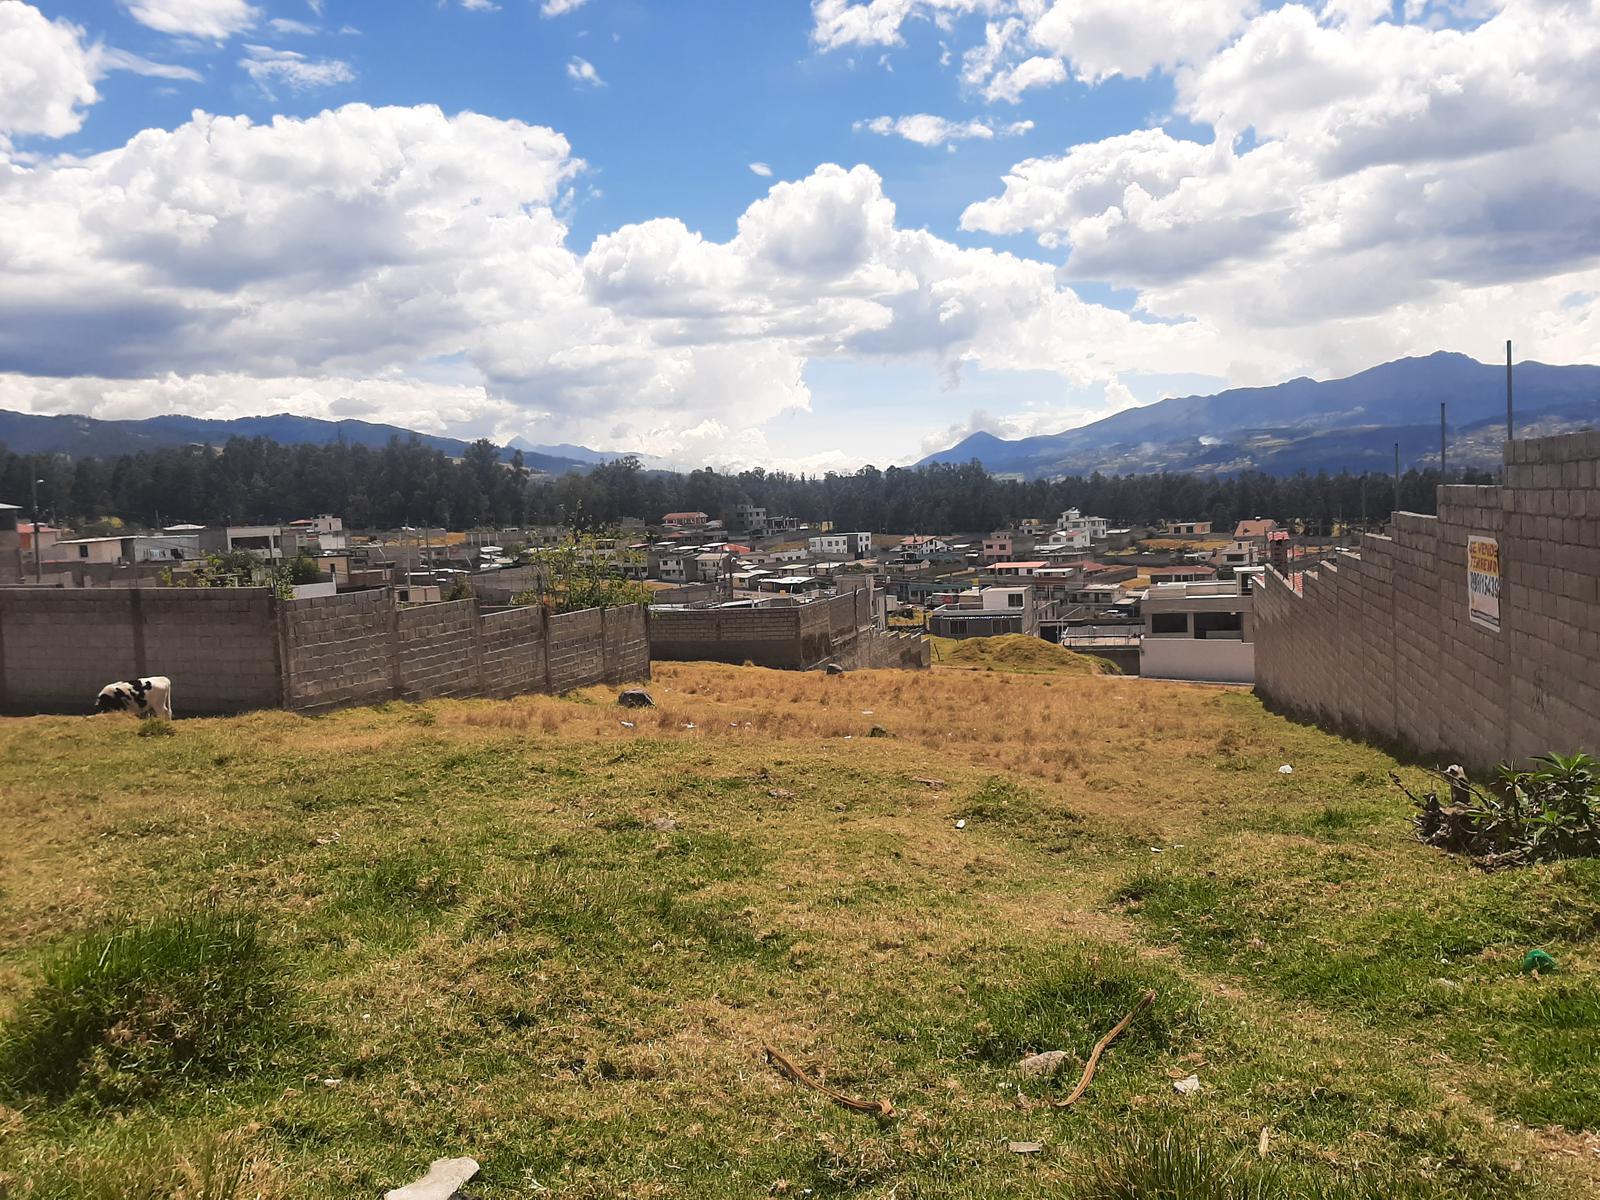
[1, 664, 1594, 1197]
[0, 409, 602, 474]
[921, 353, 1600, 477]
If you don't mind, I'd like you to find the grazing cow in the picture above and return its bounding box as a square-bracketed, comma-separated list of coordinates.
[94, 676, 174, 720]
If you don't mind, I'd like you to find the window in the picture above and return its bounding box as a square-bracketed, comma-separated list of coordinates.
[1194, 610, 1244, 638]
[78, 544, 89, 558]
[1151, 612, 1188, 635]
[1007, 593, 1024, 608]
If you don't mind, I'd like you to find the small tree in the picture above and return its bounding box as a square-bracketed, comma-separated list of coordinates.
[512, 532, 650, 613]
[162, 550, 264, 589]
[285, 553, 323, 585]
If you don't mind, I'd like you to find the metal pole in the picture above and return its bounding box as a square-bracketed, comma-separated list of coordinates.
[1440, 402, 1447, 477]
[1505, 339, 1513, 443]
[30, 469, 41, 584]
[1393, 443, 1401, 518]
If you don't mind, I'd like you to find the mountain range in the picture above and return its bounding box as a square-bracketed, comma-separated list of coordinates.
[6, 353, 1598, 480]
[0, 410, 636, 475]
[919, 353, 1600, 479]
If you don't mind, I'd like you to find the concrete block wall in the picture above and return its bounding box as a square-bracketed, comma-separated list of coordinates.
[284, 592, 649, 710]
[0, 586, 648, 716]
[139, 590, 281, 713]
[396, 600, 481, 701]
[599, 604, 650, 685]
[479, 606, 546, 697]
[282, 590, 395, 712]
[649, 595, 926, 671]
[0, 587, 283, 715]
[547, 608, 607, 692]
[649, 606, 811, 668]
[836, 627, 932, 671]
[1255, 432, 1600, 770]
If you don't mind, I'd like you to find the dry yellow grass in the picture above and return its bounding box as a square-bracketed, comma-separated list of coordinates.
[0, 663, 1595, 1199]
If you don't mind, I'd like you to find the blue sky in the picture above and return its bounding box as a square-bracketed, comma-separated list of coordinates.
[2, 1, 1597, 470]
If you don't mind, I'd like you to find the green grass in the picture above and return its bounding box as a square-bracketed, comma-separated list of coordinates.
[0, 665, 1594, 1198]
[0, 910, 283, 1105]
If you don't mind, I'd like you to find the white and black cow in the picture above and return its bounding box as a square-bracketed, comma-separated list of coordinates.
[94, 676, 174, 720]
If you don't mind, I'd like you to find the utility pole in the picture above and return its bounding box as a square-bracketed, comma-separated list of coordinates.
[1440, 402, 1447, 477]
[1393, 443, 1401, 519]
[1505, 339, 1514, 443]
[30, 469, 42, 584]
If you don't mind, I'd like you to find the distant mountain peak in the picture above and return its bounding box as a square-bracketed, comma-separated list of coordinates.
[0, 409, 607, 474]
[918, 352, 1600, 479]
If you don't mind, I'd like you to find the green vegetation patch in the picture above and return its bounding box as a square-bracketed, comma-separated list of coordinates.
[1077, 1126, 1529, 1200]
[1114, 855, 1600, 1128]
[0, 910, 285, 1105]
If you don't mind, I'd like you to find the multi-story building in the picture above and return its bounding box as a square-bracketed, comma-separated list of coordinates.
[1212, 540, 1260, 571]
[0, 502, 23, 584]
[662, 511, 710, 530]
[928, 585, 1038, 638]
[1057, 508, 1110, 541]
[1234, 518, 1279, 542]
[807, 531, 872, 559]
[1139, 569, 1262, 683]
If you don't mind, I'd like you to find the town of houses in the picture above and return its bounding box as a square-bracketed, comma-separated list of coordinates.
[1, 495, 1338, 686]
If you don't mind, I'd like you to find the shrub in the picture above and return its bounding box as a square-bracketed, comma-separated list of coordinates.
[1398, 752, 1600, 867]
[0, 911, 283, 1103]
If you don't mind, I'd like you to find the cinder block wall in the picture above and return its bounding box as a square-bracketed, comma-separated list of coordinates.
[282, 590, 395, 711]
[0, 587, 283, 715]
[480, 606, 546, 697]
[1255, 432, 1600, 769]
[0, 586, 649, 717]
[283, 594, 650, 712]
[649, 593, 926, 671]
[649, 606, 810, 668]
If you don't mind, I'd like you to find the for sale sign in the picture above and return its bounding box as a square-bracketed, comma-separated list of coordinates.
[1467, 535, 1501, 633]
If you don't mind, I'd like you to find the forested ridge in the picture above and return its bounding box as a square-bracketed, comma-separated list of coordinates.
[1, 435, 1487, 534]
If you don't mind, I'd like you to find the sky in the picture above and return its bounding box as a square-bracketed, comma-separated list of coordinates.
[0, 0, 1597, 473]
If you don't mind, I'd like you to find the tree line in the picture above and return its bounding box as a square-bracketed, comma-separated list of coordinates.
[0, 435, 1491, 536]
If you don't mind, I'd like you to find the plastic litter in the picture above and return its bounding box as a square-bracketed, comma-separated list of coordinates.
[1522, 948, 1557, 975]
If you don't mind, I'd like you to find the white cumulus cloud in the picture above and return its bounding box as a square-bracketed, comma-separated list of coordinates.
[566, 56, 603, 86]
[0, 3, 199, 143]
[0, 3, 100, 139]
[240, 44, 354, 96]
[541, 0, 590, 15]
[855, 112, 1030, 146]
[961, 0, 1600, 378]
[122, 0, 258, 40]
[0, 104, 1246, 466]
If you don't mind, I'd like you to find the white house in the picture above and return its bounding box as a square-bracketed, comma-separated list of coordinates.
[1039, 527, 1090, 551]
[807, 531, 872, 559]
[928, 585, 1038, 638]
[1139, 569, 1263, 684]
[1056, 508, 1110, 541]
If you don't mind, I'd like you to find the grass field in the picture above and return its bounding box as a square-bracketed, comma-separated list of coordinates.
[0, 655, 1596, 1198]
[929, 634, 1115, 675]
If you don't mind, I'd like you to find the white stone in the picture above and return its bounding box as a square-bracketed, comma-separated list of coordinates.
[1016, 1050, 1070, 1078]
[385, 1157, 480, 1200]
